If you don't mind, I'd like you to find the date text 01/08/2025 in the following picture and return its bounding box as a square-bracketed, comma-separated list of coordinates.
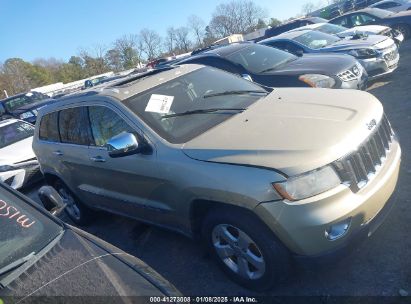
[149, 296, 258, 303]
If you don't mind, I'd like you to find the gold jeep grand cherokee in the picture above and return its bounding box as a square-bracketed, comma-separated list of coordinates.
[32, 65, 401, 290]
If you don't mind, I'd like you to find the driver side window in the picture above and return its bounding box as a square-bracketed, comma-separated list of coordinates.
[350, 14, 376, 26]
[88, 106, 136, 147]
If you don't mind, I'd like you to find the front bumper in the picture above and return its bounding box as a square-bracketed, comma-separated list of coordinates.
[358, 50, 400, 79]
[255, 139, 401, 256]
[0, 160, 42, 189]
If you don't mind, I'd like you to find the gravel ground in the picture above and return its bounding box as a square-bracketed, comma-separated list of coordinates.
[23, 40, 411, 297]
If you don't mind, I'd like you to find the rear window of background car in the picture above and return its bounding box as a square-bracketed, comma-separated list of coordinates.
[39, 112, 60, 142]
[58, 107, 93, 145]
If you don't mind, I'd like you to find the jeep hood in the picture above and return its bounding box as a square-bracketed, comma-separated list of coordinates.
[182, 88, 383, 176]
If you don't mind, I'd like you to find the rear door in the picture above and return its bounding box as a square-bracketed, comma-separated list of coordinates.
[86, 104, 163, 222]
[54, 106, 95, 205]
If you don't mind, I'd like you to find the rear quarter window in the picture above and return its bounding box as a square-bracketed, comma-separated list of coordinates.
[39, 112, 60, 142]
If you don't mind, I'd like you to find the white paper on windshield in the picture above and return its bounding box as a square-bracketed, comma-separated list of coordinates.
[145, 94, 174, 114]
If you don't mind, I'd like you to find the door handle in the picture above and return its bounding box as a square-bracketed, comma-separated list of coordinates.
[90, 156, 106, 163]
[53, 151, 63, 156]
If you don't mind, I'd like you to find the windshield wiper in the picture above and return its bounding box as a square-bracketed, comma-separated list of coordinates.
[0, 252, 35, 277]
[161, 108, 246, 119]
[203, 90, 267, 99]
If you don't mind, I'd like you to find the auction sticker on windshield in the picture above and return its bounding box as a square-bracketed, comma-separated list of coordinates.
[145, 94, 174, 114]
[0, 200, 36, 228]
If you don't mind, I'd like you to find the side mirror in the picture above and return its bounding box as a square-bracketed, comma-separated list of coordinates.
[295, 49, 304, 57]
[241, 74, 253, 82]
[107, 132, 141, 158]
[38, 186, 66, 216]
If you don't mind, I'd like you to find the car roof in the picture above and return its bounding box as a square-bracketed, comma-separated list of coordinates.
[260, 29, 311, 42]
[52, 64, 204, 104]
[0, 118, 21, 127]
[204, 43, 253, 56]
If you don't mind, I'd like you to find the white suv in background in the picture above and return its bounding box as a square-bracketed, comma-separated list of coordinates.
[0, 119, 41, 189]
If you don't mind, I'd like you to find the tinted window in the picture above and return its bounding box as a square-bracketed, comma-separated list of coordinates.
[3, 92, 48, 112]
[39, 112, 60, 142]
[375, 2, 399, 8]
[350, 13, 377, 26]
[228, 44, 297, 73]
[318, 23, 348, 34]
[125, 67, 266, 143]
[330, 16, 349, 27]
[59, 107, 92, 145]
[293, 31, 341, 49]
[0, 121, 34, 149]
[88, 106, 136, 147]
[186, 57, 243, 74]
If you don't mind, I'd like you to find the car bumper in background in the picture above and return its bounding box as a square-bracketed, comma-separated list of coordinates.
[0, 160, 42, 189]
[255, 139, 401, 256]
[359, 46, 400, 79]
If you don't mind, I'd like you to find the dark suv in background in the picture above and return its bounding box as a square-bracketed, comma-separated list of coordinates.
[0, 91, 57, 124]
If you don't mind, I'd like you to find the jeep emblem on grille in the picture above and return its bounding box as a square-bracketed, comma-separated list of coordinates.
[366, 119, 377, 130]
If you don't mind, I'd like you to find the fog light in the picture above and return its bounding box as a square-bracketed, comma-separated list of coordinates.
[325, 218, 352, 241]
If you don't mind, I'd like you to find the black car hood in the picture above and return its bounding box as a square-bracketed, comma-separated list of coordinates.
[266, 53, 356, 76]
[1, 228, 179, 297]
[10, 98, 58, 115]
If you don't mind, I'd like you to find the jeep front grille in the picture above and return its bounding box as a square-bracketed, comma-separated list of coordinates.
[332, 115, 394, 193]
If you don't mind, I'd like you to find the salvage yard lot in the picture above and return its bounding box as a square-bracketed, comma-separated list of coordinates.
[24, 40, 411, 296]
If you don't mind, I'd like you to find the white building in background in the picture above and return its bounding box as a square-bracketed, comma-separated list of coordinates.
[213, 34, 244, 46]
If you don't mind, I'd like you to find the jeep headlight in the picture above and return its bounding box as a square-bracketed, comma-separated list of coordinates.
[273, 166, 341, 201]
[20, 111, 35, 119]
[348, 48, 377, 59]
[298, 74, 336, 88]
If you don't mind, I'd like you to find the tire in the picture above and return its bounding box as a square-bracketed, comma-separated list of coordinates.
[394, 24, 411, 39]
[202, 207, 292, 291]
[54, 180, 92, 226]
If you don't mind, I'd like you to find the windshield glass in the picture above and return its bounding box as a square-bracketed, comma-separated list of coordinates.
[318, 23, 348, 34]
[227, 44, 297, 74]
[0, 121, 34, 149]
[369, 8, 394, 18]
[0, 185, 63, 271]
[3, 92, 48, 112]
[294, 31, 341, 49]
[125, 67, 266, 143]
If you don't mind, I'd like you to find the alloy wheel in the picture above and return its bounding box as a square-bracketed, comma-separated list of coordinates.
[212, 224, 266, 280]
[58, 187, 81, 221]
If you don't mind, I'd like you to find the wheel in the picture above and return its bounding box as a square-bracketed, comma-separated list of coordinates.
[202, 207, 291, 291]
[54, 180, 92, 225]
[394, 24, 411, 39]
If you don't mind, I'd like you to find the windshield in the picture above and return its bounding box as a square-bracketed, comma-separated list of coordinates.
[125, 67, 266, 143]
[0, 185, 63, 272]
[0, 121, 34, 149]
[368, 8, 394, 18]
[294, 31, 341, 49]
[227, 44, 297, 74]
[318, 23, 348, 34]
[3, 92, 48, 112]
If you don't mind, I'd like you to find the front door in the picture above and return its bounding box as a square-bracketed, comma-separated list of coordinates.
[86, 105, 164, 222]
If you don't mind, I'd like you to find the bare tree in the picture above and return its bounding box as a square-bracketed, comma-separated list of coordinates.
[174, 27, 192, 53]
[188, 15, 205, 48]
[165, 27, 177, 54]
[209, 0, 266, 38]
[113, 35, 141, 69]
[139, 28, 163, 60]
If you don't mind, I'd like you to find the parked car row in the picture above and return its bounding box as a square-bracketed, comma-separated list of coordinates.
[0, 7, 404, 295]
[0, 62, 399, 292]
